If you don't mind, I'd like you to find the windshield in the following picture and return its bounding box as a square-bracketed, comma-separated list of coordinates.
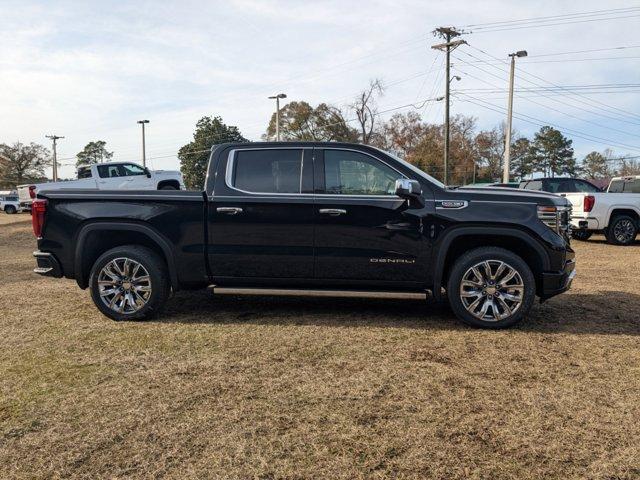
[371, 147, 446, 189]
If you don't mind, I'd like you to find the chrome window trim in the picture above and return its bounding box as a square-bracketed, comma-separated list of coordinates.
[223, 147, 409, 198]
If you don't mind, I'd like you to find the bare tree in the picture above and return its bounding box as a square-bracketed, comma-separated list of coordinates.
[351, 79, 384, 144]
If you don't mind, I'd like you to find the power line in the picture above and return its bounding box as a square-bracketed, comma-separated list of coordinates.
[452, 55, 640, 137]
[453, 49, 640, 127]
[462, 6, 640, 28]
[466, 44, 640, 122]
[526, 45, 640, 58]
[454, 92, 640, 153]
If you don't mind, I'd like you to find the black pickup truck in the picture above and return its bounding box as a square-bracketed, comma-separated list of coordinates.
[31, 142, 575, 328]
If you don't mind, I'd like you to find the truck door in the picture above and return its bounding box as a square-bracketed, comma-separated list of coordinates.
[313, 148, 429, 284]
[207, 147, 315, 280]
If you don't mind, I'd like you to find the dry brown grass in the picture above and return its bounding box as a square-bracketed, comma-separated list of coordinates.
[1, 212, 639, 479]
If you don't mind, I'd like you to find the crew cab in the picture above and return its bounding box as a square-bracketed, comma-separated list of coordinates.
[30, 142, 575, 328]
[18, 162, 184, 208]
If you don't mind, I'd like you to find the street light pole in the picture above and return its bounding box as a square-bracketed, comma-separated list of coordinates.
[503, 50, 527, 183]
[268, 93, 287, 141]
[45, 135, 64, 181]
[137, 120, 150, 167]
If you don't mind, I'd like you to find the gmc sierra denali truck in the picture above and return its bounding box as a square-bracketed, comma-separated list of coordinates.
[31, 142, 575, 328]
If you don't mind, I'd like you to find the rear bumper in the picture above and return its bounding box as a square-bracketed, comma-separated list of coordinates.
[33, 251, 63, 278]
[570, 216, 599, 230]
[540, 259, 576, 300]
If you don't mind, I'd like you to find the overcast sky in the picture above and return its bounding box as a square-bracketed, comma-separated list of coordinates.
[1, 0, 639, 178]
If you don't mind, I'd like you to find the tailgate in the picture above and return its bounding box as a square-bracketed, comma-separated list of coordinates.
[17, 185, 34, 203]
[563, 193, 586, 215]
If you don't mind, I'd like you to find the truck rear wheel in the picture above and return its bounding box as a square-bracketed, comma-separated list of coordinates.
[446, 247, 535, 329]
[4, 205, 16, 214]
[605, 215, 638, 246]
[571, 230, 592, 241]
[89, 245, 170, 321]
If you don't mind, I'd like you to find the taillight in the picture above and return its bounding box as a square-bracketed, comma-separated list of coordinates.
[584, 195, 595, 213]
[31, 199, 47, 238]
[29, 185, 37, 199]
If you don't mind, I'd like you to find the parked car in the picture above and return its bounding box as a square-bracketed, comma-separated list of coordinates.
[519, 177, 601, 194]
[607, 175, 640, 193]
[30, 142, 575, 329]
[565, 190, 640, 245]
[18, 162, 184, 209]
[0, 194, 24, 214]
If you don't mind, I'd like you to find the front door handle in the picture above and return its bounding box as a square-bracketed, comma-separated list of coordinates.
[217, 207, 243, 215]
[319, 208, 347, 216]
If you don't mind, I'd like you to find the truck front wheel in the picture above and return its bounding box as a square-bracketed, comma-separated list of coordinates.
[446, 247, 536, 329]
[89, 245, 170, 321]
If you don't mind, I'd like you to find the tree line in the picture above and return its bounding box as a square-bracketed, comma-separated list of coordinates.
[2, 80, 638, 189]
[178, 80, 638, 189]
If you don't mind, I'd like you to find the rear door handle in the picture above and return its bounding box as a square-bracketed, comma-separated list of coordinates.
[217, 207, 243, 215]
[319, 208, 347, 216]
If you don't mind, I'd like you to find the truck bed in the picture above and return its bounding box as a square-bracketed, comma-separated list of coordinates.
[37, 189, 207, 289]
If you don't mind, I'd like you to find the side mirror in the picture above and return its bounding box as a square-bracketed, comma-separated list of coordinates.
[395, 179, 424, 207]
[144, 168, 152, 178]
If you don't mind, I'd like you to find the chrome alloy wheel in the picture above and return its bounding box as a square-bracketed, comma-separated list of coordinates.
[613, 219, 635, 244]
[459, 260, 524, 322]
[98, 257, 152, 314]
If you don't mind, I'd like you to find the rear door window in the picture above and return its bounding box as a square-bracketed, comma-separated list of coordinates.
[230, 149, 303, 194]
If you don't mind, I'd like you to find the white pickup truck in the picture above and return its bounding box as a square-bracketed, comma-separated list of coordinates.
[18, 162, 184, 208]
[566, 176, 640, 246]
[0, 193, 25, 214]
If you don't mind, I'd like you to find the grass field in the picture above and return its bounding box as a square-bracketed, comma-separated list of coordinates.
[1, 212, 639, 479]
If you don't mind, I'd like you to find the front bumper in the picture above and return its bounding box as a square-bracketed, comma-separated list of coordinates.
[540, 259, 576, 300]
[33, 251, 63, 278]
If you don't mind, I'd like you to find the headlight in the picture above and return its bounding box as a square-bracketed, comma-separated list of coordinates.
[537, 205, 571, 235]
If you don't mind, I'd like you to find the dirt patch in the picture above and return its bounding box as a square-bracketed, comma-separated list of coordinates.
[0, 213, 638, 479]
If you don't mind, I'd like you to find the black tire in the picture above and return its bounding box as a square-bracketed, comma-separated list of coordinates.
[446, 247, 536, 329]
[4, 205, 16, 214]
[605, 215, 638, 246]
[571, 230, 592, 241]
[89, 245, 170, 321]
[159, 185, 178, 190]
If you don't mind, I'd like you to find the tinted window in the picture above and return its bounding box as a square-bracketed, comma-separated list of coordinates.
[608, 180, 624, 193]
[545, 179, 571, 193]
[624, 179, 640, 193]
[97, 165, 122, 178]
[324, 149, 399, 195]
[120, 163, 146, 176]
[77, 167, 92, 179]
[232, 149, 302, 193]
[522, 180, 542, 190]
[574, 180, 599, 193]
[4, 196, 18, 201]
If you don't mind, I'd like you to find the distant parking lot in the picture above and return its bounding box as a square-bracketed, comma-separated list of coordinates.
[1, 213, 638, 478]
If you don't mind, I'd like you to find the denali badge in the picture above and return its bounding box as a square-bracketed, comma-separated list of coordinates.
[370, 258, 416, 264]
[438, 200, 468, 209]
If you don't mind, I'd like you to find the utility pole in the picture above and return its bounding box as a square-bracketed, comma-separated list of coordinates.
[503, 50, 527, 183]
[432, 27, 466, 185]
[45, 135, 64, 181]
[268, 93, 287, 141]
[137, 120, 150, 167]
